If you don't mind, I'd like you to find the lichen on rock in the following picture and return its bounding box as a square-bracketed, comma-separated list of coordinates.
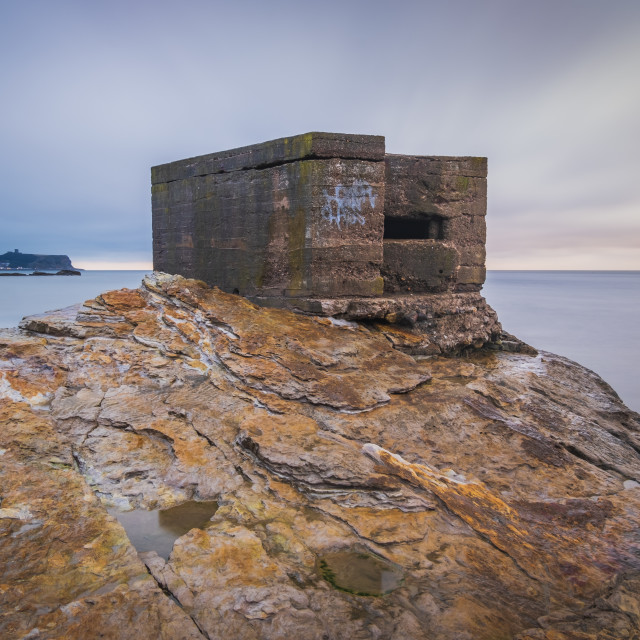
[1, 273, 639, 639]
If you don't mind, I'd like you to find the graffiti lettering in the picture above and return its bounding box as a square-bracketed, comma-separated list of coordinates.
[321, 180, 375, 228]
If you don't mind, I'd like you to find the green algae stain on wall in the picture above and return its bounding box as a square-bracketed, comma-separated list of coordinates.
[287, 207, 306, 294]
[283, 132, 314, 163]
[457, 176, 470, 191]
[285, 160, 313, 295]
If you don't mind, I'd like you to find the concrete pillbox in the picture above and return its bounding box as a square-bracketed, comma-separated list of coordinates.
[152, 132, 488, 306]
[152, 132, 386, 299]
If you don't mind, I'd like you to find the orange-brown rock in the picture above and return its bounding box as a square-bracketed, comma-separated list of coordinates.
[1, 273, 639, 639]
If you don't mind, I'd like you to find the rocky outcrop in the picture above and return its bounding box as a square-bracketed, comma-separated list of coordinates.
[0, 269, 82, 277]
[0, 250, 77, 271]
[1, 273, 639, 640]
[262, 289, 503, 356]
[30, 269, 82, 276]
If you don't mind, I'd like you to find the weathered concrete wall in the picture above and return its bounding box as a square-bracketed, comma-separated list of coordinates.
[152, 133, 385, 298]
[152, 133, 488, 306]
[382, 240, 459, 293]
[383, 155, 487, 293]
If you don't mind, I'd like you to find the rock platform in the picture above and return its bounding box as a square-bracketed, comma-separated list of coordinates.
[1, 273, 639, 639]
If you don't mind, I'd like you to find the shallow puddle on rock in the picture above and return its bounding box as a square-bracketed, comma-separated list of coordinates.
[108, 500, 218, 560]
[427, 542, 450, 563]
[318, 551, 404, 596]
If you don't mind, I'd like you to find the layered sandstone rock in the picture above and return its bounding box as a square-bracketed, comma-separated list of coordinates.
[1, 274, 639, 639]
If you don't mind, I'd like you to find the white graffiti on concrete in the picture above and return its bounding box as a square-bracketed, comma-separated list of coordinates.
[321, 180, 376, 228]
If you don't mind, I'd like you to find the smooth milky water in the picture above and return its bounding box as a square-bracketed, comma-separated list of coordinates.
[1, 270, 638, 412]
[0, 270, 149, 328]
[483, 271, 640, 412]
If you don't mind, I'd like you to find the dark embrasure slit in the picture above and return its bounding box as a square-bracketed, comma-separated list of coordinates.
[383, 215, 444, 240]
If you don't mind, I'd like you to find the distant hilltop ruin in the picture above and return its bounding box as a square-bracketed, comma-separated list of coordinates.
[0, 249, 76, 271]
[152, 132, 500, 353]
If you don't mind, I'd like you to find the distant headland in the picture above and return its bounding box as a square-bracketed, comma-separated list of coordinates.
[0, 249, 80, 273]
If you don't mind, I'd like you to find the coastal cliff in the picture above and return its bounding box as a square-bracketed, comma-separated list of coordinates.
[1, 274, 639, 639]
[0, 250, 76, 271]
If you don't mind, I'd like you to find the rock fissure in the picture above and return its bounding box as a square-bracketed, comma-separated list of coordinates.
[313, 504, 429, 548]
[592, 420, 640, 459]
[139, 561, 209, 640]
[188, 421, 242, 471]
[233, 375, 394, 414]
[562, 443, 631, 480]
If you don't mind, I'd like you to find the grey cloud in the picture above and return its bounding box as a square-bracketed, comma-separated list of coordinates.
[1, 0, 639, 268]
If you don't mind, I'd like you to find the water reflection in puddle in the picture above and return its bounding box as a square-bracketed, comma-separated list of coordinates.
[318, 551, 404, 596]
[108, 501, 218, 560]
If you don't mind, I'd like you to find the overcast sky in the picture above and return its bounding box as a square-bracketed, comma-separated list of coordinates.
[1, 0, 639, 269]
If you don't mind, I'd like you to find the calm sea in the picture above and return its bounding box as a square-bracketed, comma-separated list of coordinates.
[483, 271, 639, 412]
[0, 270, 638, 412]
[0, 270, 149, 329]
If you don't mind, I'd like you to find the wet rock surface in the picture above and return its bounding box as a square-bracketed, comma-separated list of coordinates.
[1, 273, 639, 640]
